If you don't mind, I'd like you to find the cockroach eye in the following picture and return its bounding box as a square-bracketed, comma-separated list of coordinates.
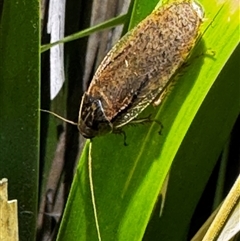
[78, 93, 113, 138]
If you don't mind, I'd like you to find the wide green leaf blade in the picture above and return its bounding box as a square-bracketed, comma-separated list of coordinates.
[57, 0, 239, 240]
[0, 1, 40, 241]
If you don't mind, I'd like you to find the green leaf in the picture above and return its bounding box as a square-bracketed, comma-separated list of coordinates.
[57, 0, 239, 240]
[0, 1, 40, 241]
[41, 14, 127, 53]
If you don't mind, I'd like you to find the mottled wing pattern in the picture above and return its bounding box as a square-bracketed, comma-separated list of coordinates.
[87, 1, 202, 128]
